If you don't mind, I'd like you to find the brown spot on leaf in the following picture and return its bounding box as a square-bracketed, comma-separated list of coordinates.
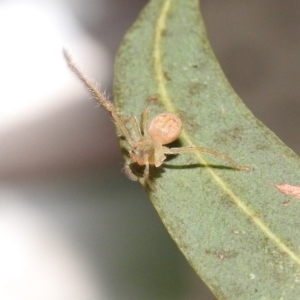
[146, 95, 158, 104]
[215, 126, 244, 145]
[274, 183, 300, 200]
[205, 249, 238, 260]
[163, 71, 171, 81]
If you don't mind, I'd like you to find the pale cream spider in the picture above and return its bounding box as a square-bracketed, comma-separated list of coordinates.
[63, 49, 250, 189]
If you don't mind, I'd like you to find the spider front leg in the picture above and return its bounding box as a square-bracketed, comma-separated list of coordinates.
[144, 164, 156, 190]
[124, 159, 139, 181]
[121, 116, 142, 141]
[141, 108, 150, 137]
[165, 146, 251, 171]
[137, 152, 155, 189]
[124, 152, 155, 189]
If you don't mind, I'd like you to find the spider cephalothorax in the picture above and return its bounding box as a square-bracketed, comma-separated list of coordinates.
[63, 49, 250, 189]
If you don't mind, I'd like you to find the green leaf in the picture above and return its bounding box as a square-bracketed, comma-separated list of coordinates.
[114, 0, 300, 299]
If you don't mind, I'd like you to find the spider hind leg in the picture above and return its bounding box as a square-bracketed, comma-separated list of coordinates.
[165, 146, 251, 171]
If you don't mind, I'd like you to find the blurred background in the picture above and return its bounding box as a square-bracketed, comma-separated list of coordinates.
[0, 0, 299, 299]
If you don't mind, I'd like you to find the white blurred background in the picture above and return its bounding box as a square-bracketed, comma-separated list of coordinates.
[0, 0, 299, 299]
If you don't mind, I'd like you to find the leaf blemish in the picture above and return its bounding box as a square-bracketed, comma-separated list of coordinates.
[273, 183, 300, 200]
[205, 249, 238, 260]
[147, 95, 159, 104]
[188, 81, 202, 96]
[216, 126, 244, 145]
[163, 70, 171, 81]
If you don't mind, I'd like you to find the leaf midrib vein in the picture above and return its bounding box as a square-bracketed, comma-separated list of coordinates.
[153, 0, 300, 266]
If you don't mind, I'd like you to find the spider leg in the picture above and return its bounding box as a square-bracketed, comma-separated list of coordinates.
[124, 157, 155, 189]
[165, 146, 251, 171]
[141, 108, 150, 137]
[63, 49, 134, 146]
[122, 116, 142, 141]
[123, 159, 138, 181]
[141, 154, 156, 190]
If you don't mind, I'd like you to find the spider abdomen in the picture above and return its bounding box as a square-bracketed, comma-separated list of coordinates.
[148, 113, 182, 145]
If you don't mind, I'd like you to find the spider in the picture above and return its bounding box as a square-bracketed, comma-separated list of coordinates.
[63, 49, 250, 189]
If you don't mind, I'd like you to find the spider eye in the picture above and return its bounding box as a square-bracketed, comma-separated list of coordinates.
[149, 113, 182, 145]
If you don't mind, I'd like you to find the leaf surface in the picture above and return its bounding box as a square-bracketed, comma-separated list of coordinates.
[114, 0, 300, 299]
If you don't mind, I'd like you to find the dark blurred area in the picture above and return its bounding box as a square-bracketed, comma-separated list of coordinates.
[0, 1, 299, 299]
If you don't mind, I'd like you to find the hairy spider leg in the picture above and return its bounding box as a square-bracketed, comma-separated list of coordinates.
[123, 116, 142, 141]
[124, 159, 138, 181]
[63, 49, 134, 146]
[142, 153, 156, 190]
[141, 108, 150, 137]
[123, 108, 150, 140]
[164, 146, 251, 171]
[124, 153, 155, 189]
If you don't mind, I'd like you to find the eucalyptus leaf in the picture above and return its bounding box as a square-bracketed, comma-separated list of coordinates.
[114, 0, 300, 299]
